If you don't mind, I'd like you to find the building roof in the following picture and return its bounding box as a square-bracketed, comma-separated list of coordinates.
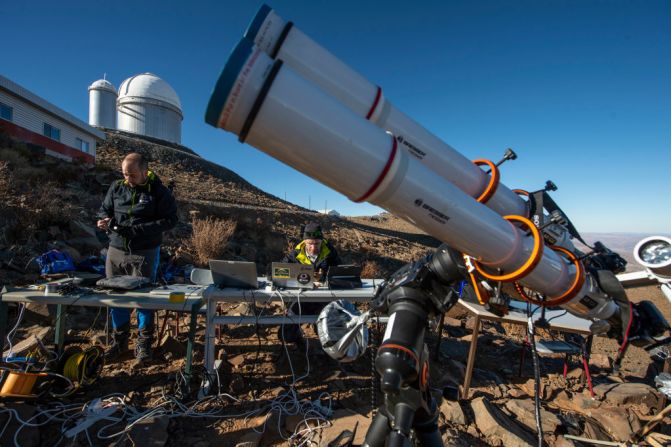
[88, 79, 117, 93]
[118, 73, 181, 111]
[0, 74, 106, 140]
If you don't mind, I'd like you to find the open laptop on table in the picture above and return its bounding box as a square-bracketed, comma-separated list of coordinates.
[271, 262, 314, 289]
[209, 260, 259, 289]
[326, 264, 363, 289]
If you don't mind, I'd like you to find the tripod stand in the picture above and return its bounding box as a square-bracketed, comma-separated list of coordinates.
[363, 291, 442, 446]
[362, 246, 465, 447]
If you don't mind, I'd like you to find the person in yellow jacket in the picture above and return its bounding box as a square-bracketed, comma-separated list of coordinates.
[282, 222, 340, 282]
[280, 222, 340, 344]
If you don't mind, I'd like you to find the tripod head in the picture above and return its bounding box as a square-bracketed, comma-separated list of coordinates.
[373, 244, 465, 318]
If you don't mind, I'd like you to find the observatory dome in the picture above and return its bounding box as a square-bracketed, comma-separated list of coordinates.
[88, 79, 116, 93]
[117, 73, 183, 144]
[118, 73, 181, 111]
[88, 78, 117, 128]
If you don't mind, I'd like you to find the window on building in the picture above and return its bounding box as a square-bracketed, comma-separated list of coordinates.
[0, 103, 12, 121]
[43, 123, 61, 141]
[76, 138, 90, 153]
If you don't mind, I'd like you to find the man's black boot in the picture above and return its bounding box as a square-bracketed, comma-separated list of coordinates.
[104, 324, 130, 361]
[134, 327, 154, 365]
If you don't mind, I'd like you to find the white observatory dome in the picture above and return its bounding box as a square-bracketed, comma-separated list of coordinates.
[118, 73, 181, 111]
[117, 73, 183, 144]
[88, 78, 117, 129]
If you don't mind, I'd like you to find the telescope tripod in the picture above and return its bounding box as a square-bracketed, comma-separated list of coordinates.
[362, 290, 445, 447]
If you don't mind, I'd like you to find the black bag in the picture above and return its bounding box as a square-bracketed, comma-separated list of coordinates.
[96, 275, 151, 290]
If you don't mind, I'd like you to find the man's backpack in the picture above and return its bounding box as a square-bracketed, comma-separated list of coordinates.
[36, 250, 75, 275]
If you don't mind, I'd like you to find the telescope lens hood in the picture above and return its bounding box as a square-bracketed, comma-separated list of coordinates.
[244, 4, 273, 42]
[205, 38, 256, 128]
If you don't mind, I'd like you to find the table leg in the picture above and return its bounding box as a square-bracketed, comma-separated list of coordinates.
[204, 298, 217, 378]
[0, 298, 8, 356]
[54, 304, 66, 354]
[460, 315, 481, 399]
[184, 301, 201, 382]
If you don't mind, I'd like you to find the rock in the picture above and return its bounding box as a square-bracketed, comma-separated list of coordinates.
[589, 353, 611, 369]
[503, 399, 561, 433]
[320, 409, 370, 446]
[593, 382, 662, 411]
[440, 400, 467, 425]
[69, 219, 98, 238]
[128, 415, 169, 446]
[2, 326, 51, 357]
[553, 390, 601, 413]
[586, 407, 641, 442]
[229, 375, 245, 393]
[159, 333, 187, 357]
[235, 430, 263, 447]
[443, 316, 463, 327]
[0, 403, 39, 447]
[227, 353, 246, 368]
[554, 435, 576, 446]
[470, 396, 535, 446]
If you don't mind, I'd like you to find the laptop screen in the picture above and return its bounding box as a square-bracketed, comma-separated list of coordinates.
[208, 260, 258, 289]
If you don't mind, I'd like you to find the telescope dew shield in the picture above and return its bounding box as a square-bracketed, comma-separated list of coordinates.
[244, 4, 527, 218]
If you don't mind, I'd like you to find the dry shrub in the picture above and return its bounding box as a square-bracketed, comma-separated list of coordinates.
[361, 259, 384, 279]
[190, 217, 237, 266]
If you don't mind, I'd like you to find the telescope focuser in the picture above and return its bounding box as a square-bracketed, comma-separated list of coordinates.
[495, 148, 517, 166]
[544, 180, 558, 192]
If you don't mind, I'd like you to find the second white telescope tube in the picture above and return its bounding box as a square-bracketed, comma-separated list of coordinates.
[244, 4, 527, 218]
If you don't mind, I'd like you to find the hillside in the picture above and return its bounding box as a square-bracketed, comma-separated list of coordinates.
[1, 131, 669, 447]
[0, 129, 440, 287]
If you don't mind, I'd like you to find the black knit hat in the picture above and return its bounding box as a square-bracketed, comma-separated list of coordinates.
[303, 222, 323, 240]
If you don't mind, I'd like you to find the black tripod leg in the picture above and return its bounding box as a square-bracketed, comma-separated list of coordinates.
[362, 410, 392, 447]
[413, 407, 443, 447]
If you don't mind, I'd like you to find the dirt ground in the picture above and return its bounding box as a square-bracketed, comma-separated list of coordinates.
[2, 283, 669, 446]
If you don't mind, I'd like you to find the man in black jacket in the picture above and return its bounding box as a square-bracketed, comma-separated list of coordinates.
[97, 153, 178, 364]
[281, 222, 340, 345]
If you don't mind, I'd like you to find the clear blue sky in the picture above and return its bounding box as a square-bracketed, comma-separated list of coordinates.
[2, 0, 669, 232]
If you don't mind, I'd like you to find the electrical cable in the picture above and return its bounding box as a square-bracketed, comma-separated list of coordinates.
[526, 311, 545, 447]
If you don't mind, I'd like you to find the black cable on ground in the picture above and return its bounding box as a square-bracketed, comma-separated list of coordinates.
[527, 316, 546, 447]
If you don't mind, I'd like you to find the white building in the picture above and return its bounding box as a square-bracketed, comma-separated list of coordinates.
[0, 75, 104, 163]
[116, 73, 182, 144]
[88, 78, 117, 129]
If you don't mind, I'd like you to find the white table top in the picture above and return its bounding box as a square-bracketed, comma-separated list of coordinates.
[457, 298, 593, 335]
[1, 286, 204, 312]
[203, 278, 382, 303]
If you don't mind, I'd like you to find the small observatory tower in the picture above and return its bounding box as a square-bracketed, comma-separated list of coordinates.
[88, 78, 117, 129]
[116, 73, 182, 144]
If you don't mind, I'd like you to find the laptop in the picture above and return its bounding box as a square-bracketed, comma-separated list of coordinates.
[327, 264, 363, 289]
[271, 262, 315, 289]
[209, 260, 259, 289]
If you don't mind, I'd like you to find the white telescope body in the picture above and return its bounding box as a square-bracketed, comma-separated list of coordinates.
[244, 5, 527, 219]
[205, 39, 617, 321]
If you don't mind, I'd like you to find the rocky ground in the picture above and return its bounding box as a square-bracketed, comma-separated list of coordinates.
[0, 131, 669, 446]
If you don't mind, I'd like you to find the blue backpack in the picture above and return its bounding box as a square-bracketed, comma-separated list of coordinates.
[37, 250, 75, 275]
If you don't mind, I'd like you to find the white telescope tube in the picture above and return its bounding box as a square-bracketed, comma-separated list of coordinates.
[244, 5, 527, 218]
[205, 39, 617, 321]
